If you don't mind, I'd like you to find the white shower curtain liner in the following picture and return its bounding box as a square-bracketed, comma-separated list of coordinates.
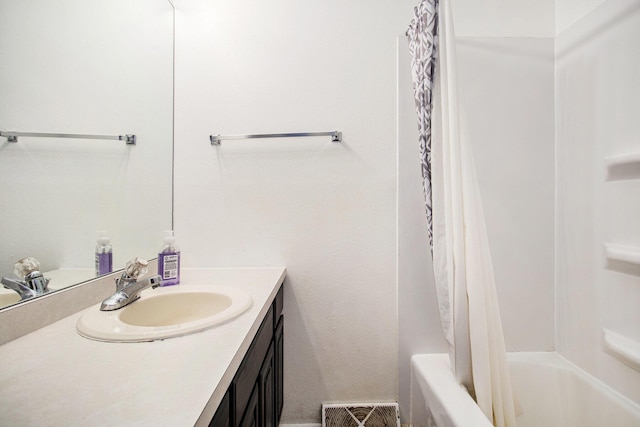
[408, 1, 518, 426]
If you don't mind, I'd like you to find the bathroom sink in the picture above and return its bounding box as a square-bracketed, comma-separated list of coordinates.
[76, 285, 252, 342]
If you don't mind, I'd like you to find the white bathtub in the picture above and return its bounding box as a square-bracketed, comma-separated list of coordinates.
[410, 352, 640, 427]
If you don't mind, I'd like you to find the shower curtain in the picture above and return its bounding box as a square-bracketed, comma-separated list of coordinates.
[407, 1, 517, 426]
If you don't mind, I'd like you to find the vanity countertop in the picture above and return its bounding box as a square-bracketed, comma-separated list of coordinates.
[0, 267, 286, 427]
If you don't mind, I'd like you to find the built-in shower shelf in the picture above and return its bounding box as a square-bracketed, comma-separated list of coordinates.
[604, 243, 640, 266]
[603, 329, 640, 373]
[605, 152, 640, 180]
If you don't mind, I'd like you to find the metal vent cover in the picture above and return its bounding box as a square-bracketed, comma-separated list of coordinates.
[322, 403, 400, 427]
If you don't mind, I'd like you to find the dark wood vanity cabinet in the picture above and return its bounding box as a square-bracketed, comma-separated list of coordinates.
[210, 285, 284, 427]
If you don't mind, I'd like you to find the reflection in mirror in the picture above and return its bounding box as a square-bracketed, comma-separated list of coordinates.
[0, 0, 174, 310]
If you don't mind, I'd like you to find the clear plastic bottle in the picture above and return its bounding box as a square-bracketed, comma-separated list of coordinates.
[95, 232, 113, 276]
[158, 230, 180, 286]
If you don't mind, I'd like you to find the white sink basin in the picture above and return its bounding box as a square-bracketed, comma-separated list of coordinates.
[76, 285, 252, 342]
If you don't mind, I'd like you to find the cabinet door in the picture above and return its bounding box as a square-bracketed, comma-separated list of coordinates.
[260, 343, 275, 427]
[235, 307, 274, 422]
[214, 285, 284, 427]
[239, 383, 260, 427]
[209, 389, 231, 427]
[274, 317, 283, 424]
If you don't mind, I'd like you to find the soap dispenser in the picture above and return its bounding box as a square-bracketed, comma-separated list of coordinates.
[158, 230, 180, 286]
[95, 232, 113, 276]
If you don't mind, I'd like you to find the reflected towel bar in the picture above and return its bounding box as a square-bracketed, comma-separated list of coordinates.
[1, 131, 136, 145]
[210, 131, 342, 145]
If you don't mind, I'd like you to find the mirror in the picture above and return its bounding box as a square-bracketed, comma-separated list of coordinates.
[0, 0, 174, 309]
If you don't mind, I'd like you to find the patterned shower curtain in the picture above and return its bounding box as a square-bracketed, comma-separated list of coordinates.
[406, 0, 438, 249]
[407, 1, 518, 426]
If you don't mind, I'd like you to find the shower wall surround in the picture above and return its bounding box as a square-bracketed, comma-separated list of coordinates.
[555, 0, 640, 404]
[451, 0, 554, 37]
[399, 0, 640, 422]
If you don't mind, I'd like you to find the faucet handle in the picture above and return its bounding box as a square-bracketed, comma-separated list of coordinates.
[13, 257, 49, 293]
[13, 257, 41, 278]
[116, 257, 150, 291]
[123, 257, 149, 280]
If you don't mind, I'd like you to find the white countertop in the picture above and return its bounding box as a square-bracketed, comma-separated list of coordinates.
[0, 268, 286, 427]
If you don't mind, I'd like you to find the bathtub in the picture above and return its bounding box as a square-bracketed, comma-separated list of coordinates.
[410, 352, 640, 427]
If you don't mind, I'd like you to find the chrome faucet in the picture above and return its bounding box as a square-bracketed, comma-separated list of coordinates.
[1, 257, 50, 301]
[100, 257, 162, 311]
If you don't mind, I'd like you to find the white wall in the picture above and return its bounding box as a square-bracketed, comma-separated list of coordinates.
[556, 0, 640, 404]
[172, 0, 416, 423]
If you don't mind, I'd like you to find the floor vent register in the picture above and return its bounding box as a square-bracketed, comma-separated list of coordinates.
[322, 403, 400, 427]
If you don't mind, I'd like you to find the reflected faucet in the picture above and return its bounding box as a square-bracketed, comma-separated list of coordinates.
[100, 257, 162, 311]
[1, 257, 50, 301]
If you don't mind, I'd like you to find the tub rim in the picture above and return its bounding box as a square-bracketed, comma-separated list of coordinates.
[411, 351, 640, 427]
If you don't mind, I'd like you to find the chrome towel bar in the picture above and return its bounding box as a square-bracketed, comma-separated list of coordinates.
[210, 131, 342, 145]
[1, 131, 136, 145]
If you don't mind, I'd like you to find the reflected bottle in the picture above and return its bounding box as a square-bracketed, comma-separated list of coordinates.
[95, 233, 113, 276]
[158, 230, 180, 286]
